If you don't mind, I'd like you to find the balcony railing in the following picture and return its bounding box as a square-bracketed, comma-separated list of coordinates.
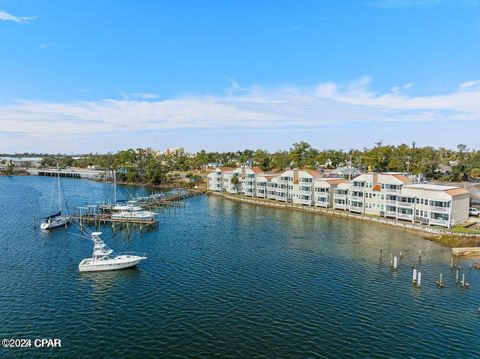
[385, 210, 397, 217]
[349, 195, 364, 202]
[397, 202, 414, 208]
[384, 188, 400, 194]
[430, 206, 448, 213]
[430, 218, 449, 227]
[351, 185, 365, 191]
[334, 194, 347, 200]
[334, 203, 347, 209]
[414, 216, 429, 224]
[386, 199, 397, 205]
[397, 213, 413, 220]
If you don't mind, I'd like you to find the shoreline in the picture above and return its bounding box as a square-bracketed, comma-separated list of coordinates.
[208, 191, 480, 249]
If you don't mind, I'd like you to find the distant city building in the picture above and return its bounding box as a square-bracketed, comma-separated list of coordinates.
[0, 157, 43, 168]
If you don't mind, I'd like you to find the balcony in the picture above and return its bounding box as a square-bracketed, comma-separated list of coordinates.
[334, 194, 347, 200]
[351, 185, 365, 191]
[430, 218, 449, 227]
[430, 206, 448, 213]
[397, 201, 414, 208]
[397, 212, 413, 220]
[334, 203, 347, 210]
[315, 200, 328, 207]
[349, 195, 364, 202]
[384, 188, 401, 194]
[385, 210, 397, 217]
[386, 199, 397, 205]
[295, 198, 313, 206]
[349, 207, 363, 214]
[414, 216, 429, 224]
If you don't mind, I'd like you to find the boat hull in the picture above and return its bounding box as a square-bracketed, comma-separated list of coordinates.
[40, 217, 68, 230]
[78, 256, 146, 272]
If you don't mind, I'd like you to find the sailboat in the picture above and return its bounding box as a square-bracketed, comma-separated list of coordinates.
[78, 231, 146, 272]
[40, 170, 69, 230]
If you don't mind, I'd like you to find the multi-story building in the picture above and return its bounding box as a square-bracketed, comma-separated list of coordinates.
[237, 166, 264, 197]
[206, 167, 233, 191]
[348, 173, 412, 216]
[313, 179, 347, 207]
[207, 167, 470, 228]
[255, 173, 276, 198]
[399, 184, 470, 227]
[333, 182, 350, 210]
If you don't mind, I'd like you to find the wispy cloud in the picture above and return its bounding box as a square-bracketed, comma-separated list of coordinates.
[37, 43, 55, 49]
[132, 92, 161, 100]
[0, 10, 37, 24]
[1, 78, 479, 147]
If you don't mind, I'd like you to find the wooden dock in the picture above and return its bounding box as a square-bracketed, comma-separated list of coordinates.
[71, 189, 204, 229]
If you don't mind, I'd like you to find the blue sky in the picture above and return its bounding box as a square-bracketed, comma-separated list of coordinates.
[1, 0, 479, 153]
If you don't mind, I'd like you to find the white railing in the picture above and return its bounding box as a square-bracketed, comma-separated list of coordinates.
[430, 206, 448, 213]
[430, 218, 449, 227]
[397, 202, 414, 208]
[385, 210, 397, 217]
[295, 199, 313, 206]
[350, 195, 364, 202]
[334, 203, 347, 209]
[384, 188, 400, 194]
[397, 213, 413, 220]
[386, 200, 397, 205]
[351, 185, 365, 191]
[334, 194, 347, 200]
[349, 206, 363, 213]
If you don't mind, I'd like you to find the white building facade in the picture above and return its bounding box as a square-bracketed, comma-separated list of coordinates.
[208, 168, 470, 228]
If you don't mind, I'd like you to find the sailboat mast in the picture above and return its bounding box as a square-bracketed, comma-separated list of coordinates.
[113, 169, 117, 203]
[57, 170, 62, 212]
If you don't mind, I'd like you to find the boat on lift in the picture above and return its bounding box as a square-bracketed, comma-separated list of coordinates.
[111, 210, 157, 220]
[78, 232, 146, 272]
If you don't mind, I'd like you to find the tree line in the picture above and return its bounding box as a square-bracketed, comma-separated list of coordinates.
[35, 142, 480, 184]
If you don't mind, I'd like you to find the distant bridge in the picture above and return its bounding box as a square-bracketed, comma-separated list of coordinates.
[27, 168, 112, 180]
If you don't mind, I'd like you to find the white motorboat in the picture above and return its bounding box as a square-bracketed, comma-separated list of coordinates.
[79, 232, 146, 272]
[40, 171, 69, 230]
[111, 203, 143, 212]
[111, 210, 157, 220]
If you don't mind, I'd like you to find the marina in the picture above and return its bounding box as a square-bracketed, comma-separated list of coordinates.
[2, 176, 480, 358]
[69, 189, 202, 229]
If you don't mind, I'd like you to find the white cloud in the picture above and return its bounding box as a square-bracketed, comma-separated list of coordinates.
[458, 80, 480, 91]
[0, 78, 479, 148]
[0, 10, 37, 24]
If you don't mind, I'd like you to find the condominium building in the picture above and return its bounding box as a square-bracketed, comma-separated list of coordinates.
[206, 167, 233, 192]
[398, 184, 470, 227]
[313, 179, 347, 208]
[344, 173, 412, 215]
[207, 167, 470, 228]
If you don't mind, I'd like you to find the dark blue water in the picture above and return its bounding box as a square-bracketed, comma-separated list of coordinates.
[1, 176, 480, 358]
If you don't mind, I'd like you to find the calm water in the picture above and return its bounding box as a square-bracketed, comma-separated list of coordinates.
[1, 176, 480, 358]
